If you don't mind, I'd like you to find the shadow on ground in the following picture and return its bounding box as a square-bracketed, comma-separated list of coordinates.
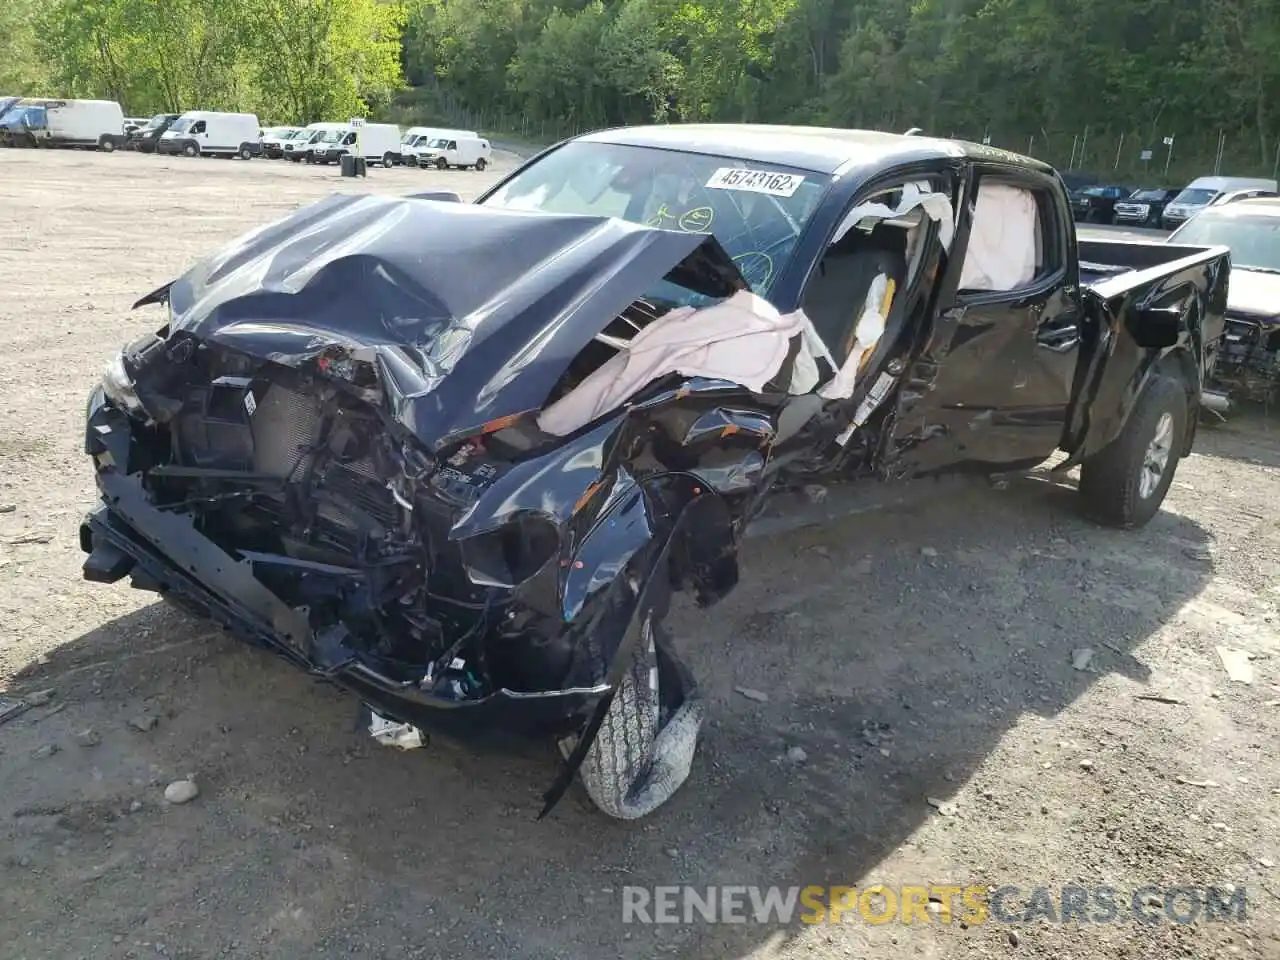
[3, 472, 1214, 959]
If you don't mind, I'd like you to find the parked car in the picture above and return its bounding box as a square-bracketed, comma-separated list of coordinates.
[79, 125, 1227, 821]
[1209, 187, 1278, 208]
[0, 98, 126, 151]
[1167, 198, 1280, 405]
[124, 116, 148, 134]
[0, 95, 22, 118]
[158, 111, 262, 159]
[412, 133, 491, 171]
[126, 113, 181, 153]
[1161, 176, 1279, 230]
[1113, 187, 1180, 228]
[285, 122, 345, 162]
[401, 127, 478, 166]
[260, 125, 303, 159]
[1070, 184, 1133, 223]
[308, 122, 403, 167]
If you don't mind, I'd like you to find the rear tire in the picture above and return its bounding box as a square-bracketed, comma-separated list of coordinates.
[1078, 375, 1187, 529]
[475, 157, 487, 172]
[382, 151, 396, 167]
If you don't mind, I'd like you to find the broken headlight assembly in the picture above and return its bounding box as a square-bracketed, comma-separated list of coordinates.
[101, 349, 148, 419]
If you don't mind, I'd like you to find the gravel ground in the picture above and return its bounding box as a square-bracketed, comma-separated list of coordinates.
[1, 148, 1279, 960]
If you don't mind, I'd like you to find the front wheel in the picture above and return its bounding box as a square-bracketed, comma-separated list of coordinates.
[182, 142, 197, 157]
[239, 145, 253, 160]
[571, 608, 703, 820]
[436, 157, 448, 171]
[1078, 375, 1187, 529]
[100, 136, 116, 153]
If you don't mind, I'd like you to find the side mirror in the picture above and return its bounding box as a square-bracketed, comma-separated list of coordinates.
[1130, 305, 1182, 349]
[407, 191, 463, 204]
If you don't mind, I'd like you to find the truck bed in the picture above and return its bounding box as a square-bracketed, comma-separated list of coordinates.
[1080, 238, 1228, 289]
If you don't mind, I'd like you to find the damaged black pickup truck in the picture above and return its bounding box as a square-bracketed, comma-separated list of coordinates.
[80, 125, 1229, 820]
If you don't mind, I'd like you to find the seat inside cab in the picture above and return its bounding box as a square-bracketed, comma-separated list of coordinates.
[802, 187, 937, 391]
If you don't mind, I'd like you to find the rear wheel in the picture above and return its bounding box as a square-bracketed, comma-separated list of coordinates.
[1078, 375, 1187, 528]
[382, 151, 396, 167]
[475, 157, 487, 172]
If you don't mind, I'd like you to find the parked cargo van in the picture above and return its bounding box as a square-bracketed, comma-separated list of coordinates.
[0, 98, 126, 150]
[412, 134, 491, 171]
[1161, 176, 1280, 230]
[261, 125, 303, 159]
[308, 122, 403, 167]
[285, 121, 346, 162]
[401, 127, 478, 165]
[158, 111, 262, 159]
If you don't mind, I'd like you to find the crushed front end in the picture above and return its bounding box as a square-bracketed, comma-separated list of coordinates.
[79, 194, 779, 819]
[1209, 309, 1280, 403]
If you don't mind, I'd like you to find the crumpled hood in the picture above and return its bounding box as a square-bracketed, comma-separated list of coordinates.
[134, 193, 745, 450]
[1226, 267, 1280, 321]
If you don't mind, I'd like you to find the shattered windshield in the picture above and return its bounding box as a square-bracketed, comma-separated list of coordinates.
[480, 140, 829, 297]
[1171, 212, 1280, 273]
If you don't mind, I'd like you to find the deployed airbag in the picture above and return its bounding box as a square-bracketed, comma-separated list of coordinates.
[958, 183, 1039, 291]
[537, 290, 819, 436]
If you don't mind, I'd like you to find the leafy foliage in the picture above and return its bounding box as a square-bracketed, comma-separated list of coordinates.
[7, 0, 405, 123]
[402, 0, 1280, 180]
[9, 0, 1280, 180]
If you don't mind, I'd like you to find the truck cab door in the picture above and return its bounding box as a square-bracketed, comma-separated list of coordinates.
[884, 163, 1084, 476]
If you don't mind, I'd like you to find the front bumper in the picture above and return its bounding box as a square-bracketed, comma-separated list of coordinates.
[80, 390, 608, 743]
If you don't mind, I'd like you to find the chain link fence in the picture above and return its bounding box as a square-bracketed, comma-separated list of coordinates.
[387, 87, 1280, 185]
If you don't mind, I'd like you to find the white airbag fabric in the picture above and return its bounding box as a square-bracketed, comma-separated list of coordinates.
[833, 182, 955, 249]
[537, 290, 817, 436]
[958, 183, 1038, 291]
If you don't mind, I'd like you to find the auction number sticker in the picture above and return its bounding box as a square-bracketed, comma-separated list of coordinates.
[705, 167, 805, 197]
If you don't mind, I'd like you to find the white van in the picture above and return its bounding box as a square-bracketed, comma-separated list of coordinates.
[399, 127, 478, 165]
[309, 122, 403, 167]
[285, 121, 346, 162]
[1161, 176, 1280, 230]
[158, 111, 262, 159]
[412, 134, 492, 171]
[0, 98, 125, 151]
[261, 125, 303, 159]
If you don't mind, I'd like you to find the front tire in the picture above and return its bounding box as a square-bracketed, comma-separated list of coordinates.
[1078, 375, 1187, 529]
[182, 142, 198, 157]
[239, 144, 253, 160]
[571, 609, 703, 820]
[436, 157, 448, 171]
[100, 136, 116, 153]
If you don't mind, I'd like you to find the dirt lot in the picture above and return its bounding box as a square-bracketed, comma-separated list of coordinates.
[2, 148, 1280, 960]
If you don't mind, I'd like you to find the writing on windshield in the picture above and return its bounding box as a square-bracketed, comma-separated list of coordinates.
[479, 140, 827, 302]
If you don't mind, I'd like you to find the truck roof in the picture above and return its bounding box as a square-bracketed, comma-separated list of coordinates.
[578, 123, 1056, 178]
[1207, 197, 1280, 216]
